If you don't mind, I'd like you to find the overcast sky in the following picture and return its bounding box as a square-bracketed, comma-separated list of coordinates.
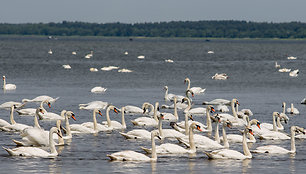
[1, 0, 305, 24]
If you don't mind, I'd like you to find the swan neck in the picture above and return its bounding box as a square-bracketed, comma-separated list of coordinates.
[106, 107, 112, 127]
[56, 120, 64, 145]
[215, 122, 220, 143]
[186, 79, 190, 90]
[65, 113, 72, 137]
[189, 125, 196, 152]
[10, 106, 16, 124]
[158, 117, 163, 138]
[276, 116, 283, 129]
[184, 98, 191, 113]
[173, 99, 178, 119]
[153, 103, 158, 121]
[272, 114, 277, 132]
[185, 114, 189, 135]
[93, 110, 97, 131]
[282, 103, 286, 114]
[121, 108, 126, 128]
[34, 115, 41, 129]
[222, 123, 229, 148]
[232, 102, 238, 119]
[206, 108, 212, 132]
[151, 134, 157, 160]
[49, 129, 58, 155]
[164, 87, 168, 102]
[243, 130, 252, 158]
[290, 127, 296, 153]
[3, 77, 6, 89]
[291, 104, 294, 112]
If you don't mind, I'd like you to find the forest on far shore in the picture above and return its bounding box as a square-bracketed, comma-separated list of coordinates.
[1, 20, 306, 39]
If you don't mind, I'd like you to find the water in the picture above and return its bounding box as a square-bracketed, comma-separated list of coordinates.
[0, 36, 306, 173]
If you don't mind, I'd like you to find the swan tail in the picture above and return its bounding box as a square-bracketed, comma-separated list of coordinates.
[140, 146, 152, 154]
[12, 139, 25, 146]
[2, 146, 14, 156]
[22, 99, 32, 103]
[79, 106, 85, 110]
[107, 154, 117, 160]
[131, 120, 138, 126]
[202, 101, 208, 105]
[200, 89, 206, 93]
[50, 97, 60, 104]
[204, 151, 213, 159]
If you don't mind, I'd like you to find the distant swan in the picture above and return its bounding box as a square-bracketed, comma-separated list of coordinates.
[0, 101, 25, 110]
[212, 73, 228, 80]
[22, 95, 59, 104]
[2, 76, 16, 90]
[79, 101, 108, 110]
[3, 127, 61, 158]
[62, 64, 71, 69]
[85, 51, 93, 59]
[275, 61, 281, 68]
[91, 86, 107, 93]
[278, 68, 291, 72]
[101, 66, 119, 71]
[289, 69, 299, 77]
[287, 103, 299, 115]
[107, 131, 160, 161]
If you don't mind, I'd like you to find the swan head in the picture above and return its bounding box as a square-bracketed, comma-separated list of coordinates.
[255, 120, 261, 129]
[294, 126, 305, 135]
[158, 114, 165, 120]
[211, 114, 221, 123]
[207, 105, 215, 113]
[67, 111, 76, 121]
[224, 120, 232, 128]
[2, 76, 5, 80]
[113, 107, 119, 114]
[51, 127, 62, 138]
[186, 90, 194, 97]
[282, 102, 286, 108]
[164, 86, 168, 90]
[232, 98, 240, 106]
[245, 127, 254, 136]
[189, 114, 194, 121]
[151, 130, 162, 140]
[184, 77, 190, 84]
[94, 109, 103, 116]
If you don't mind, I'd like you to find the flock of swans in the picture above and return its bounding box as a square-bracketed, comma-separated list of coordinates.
[1, 75, 306, 162]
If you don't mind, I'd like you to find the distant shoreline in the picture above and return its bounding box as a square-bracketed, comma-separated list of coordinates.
[1, 20, 306, 39]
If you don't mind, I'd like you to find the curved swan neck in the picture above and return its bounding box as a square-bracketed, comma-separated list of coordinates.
[282, 102, 286, 114]
[151, 133, 157, 160]
[56, 120, 64, 145]
[106, 107, 112, 127]
[158, 117, 163, 138]
[64, 112, 72, 137]
[49, 128, 58, 155]
[290, 126, 296, 153]
[34, 114, 41, 129]
[243, 130, 252, 158]
[184, 98, 191, 113]
[10, 106, 16, 124]
[153, 102, 159, 121]
[185, 113, 189, 135]
[222, 123, 229, 148]
[173, 98, 178, 119]
[215, 122, 220, 143]
[121, 107, 126, 128]
[189, 124, 196, 152]
[276, 116, 283, 129]
[185, 78, 191, 90]
[206, 107, 212, 132]
[231, 100, 238, 119]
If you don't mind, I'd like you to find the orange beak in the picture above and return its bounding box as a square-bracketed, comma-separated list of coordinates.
[257, 123, 261, 129]
[71, 114, 76, 121]
[211, 108, 215, 113]
[39, 109, 45, 114]
[114, 108, 119, 114]
[249, 129, 254, 135]
[98, 111, 103, 116]
[48, 103, 51, 108]
[192, 93, 194, 97]
[161, 115, 165, 120]
[197, 126, 203, 132]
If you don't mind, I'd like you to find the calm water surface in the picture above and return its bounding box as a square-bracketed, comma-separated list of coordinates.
[0, 36, 306, 173]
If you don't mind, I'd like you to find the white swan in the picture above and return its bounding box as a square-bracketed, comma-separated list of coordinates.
[159, 98, 178, 122]
[205, 127, 253, 160]
[101, 66, 119, 71]
[287, 56, 297, 60]
[217, 99, 245, 126]
[252, 126, 304, 154]
[202, 99, 231, 105]
[214, 118, 230, 148]
[131, 102, 159, 127]
[22, 95, 59, 104]
[85, 51, 93, 59]
[183, 97, 206, 116]
[287, 103, 299, 115]
[1, 105, 31, 132]
[164, 86, 176, 103]
[141, 123, 203, 154]
[2, 76, 16, 90]
[70, 109, 103, 133]
[289, 69, 299, 77]
[122, 105, 143, 115]
[107, 131, 160, 161]
[0, 101, 25, 110]
[278, 68, 291, 72]
[62, 64, 71, 69]
[184, 77, 206, 94]
[81, 108, 114, 132]
[301, 97, 306, 104]
[118, 68, 133, 73]
[79, 101, 108, 110]
[275, 61, 281, 68]
[101, 105, 125, 130]
[3, 127, 61, 158]
[17, 100, 49, 116]
[211, 73, 229, 80]
[40, 107, 65, 121]
[90, 86, 107, 93]
[215, 104, 229, 112]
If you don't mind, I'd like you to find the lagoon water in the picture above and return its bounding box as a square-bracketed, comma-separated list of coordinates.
[0, 36, 306, 173]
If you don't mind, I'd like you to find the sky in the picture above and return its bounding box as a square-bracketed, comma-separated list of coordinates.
[1, 0, 306, 24]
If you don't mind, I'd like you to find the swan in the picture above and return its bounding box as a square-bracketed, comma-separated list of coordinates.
[3, 127, 61, 158]
[235, 104, 253, 118]
[90, 86, 107, 93]
[287, 56, 297, 60]
[2, 76, 16, 90]
[72, 51, 77, 55]
[70, 109, 103, 133]
[0, 101, 25, 110]
[164, 86, 176, 103]
[89, 68, 98, 72]
[122, 105, 143, 115]
[211, 73, 229, 80]
[184, 77, 206, 95]
[275, 61, 281, 68]
[40, 107, 65, 121]
[131, 102, 159, 127]
[0, 105, 31, 132]
[120, 115, 164, 140]
[208, 51, 214, 54]
[158, 98, 178, 122]
[165, 59, 174, 63]
[101, 66, 119, 71]
[22, 95, 59, 104]
[278, 68, 291, 72]
[0, 118, 10, 128]
[141, 123, 203, 154]
[48, 49, 52, 55]
[62, 64, 71, 69]
[222, 118, 260, 143]
[85, 51, 93, 59]
[107, 131, 160, 161]
[100, 105, 125, 130]
[118, 68, 133, 73]
[137, 55, 145, 59]
[289, 69, 299, 77]
[183, 97, 206, 116]
[287, 103, 299, 115]
[214, 118, 231, 148]
[79, 101, 108, 110]
[258, 112, 290, 140]
[177, 105, 215, 133]
[252, 126, 304, 154]
[204, 127, 253, 160]
[16, 100, 49, 116]
[81, 108, 115, 132]
[202, 99, 231, 105]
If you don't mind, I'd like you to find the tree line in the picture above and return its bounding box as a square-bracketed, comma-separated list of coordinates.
[0, 20, 306, 38]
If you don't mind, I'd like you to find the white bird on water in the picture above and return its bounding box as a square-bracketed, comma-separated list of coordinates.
[289, 69, 299, 77]
[91, 86, 107, 93]
[2, 76, 16, 91]
[85, 51, 93, 59]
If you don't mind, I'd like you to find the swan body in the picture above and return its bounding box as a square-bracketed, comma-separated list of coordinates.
[107, 131, 160, 161]
[278, 68, 291, 72]
[79, 101, 108, 110]
[85, 51, 93, 59]
[205, 127, 253, 160]
[215, 104, 229, 112]
[2, 76, 16, 90]
[0, 101, 25, 110]
[118, 68, 133, 73]
[289, 69, 299, 77]
[101, 105, 125, 130]
[202, 99, 231, 105]
[123, 105, 143, 115]
[178, 134, 224, 151]
[89, 68, 98, 72]
[275, 61, 281, 68]
[62, 64, 71, 69]
[131, 102, 158, 127]
[22, 95, 59, 104]
[301, 98, 306, 104]
[3, 127, 61, 158]
[17, 100, 49, 117]
[101, 66, 119, 71]
[184, 78, 206, 94]
[212, 73, 228, 80]
[252, 126, 304, 154]
[164, 86, 176, 103]
[82, 108, 114, 132]
[90, 86, 107, 93]
[287, 56, 297, 60]
[182, 97, 206, 116]
[287, 103, 299, 114]
[1, 106, 31, 132]
[70, 109, 104, 133]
